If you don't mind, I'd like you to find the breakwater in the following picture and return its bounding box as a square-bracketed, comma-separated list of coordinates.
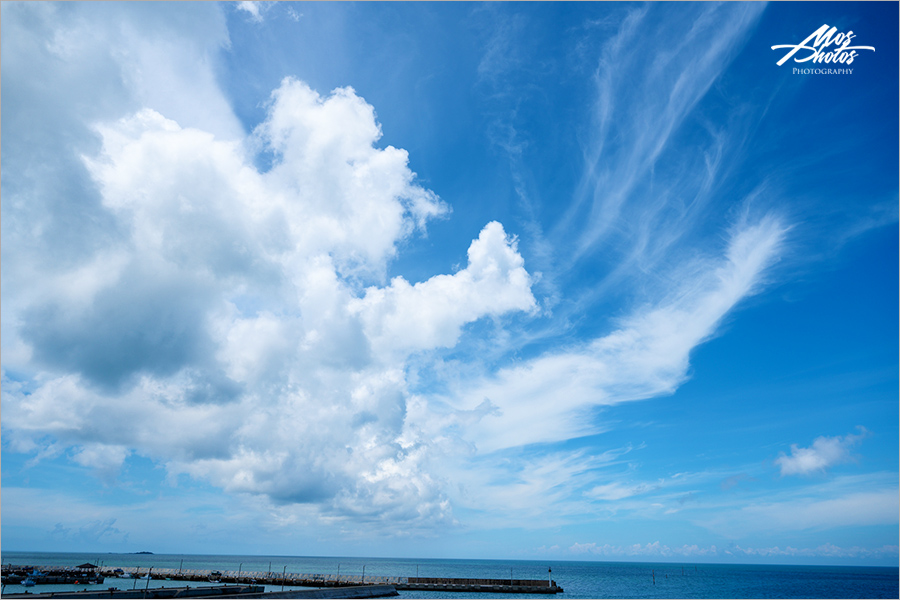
[2, 565, 563, 595]
[102, 567, 563, 594]
[401, 577, 561, 594]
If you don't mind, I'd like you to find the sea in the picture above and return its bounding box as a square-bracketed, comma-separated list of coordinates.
[1, 551, 897, 599]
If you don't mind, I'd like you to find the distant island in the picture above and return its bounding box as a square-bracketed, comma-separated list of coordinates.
[131, 552, 154, 555]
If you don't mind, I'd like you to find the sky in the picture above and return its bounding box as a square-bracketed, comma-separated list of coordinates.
[1, 1, 897, 567]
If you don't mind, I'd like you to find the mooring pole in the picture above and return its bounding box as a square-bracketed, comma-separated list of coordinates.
[145, 568, 153, 590]
[282, 566, 286, 592]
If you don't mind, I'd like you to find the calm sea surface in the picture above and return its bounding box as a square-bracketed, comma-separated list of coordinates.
[1, 551, 897, 599]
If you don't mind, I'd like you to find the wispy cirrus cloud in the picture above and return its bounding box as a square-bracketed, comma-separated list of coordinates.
[562, 2, 767, 261]
[441, 213, 787, 454]
[585, 481, 656, 501]
[696, 472, 899, 538]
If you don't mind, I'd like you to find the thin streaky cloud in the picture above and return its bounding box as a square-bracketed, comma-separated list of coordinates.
[558, 3, 766, 261]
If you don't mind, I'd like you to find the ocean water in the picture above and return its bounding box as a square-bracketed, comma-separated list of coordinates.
[1, 551, 897, 599]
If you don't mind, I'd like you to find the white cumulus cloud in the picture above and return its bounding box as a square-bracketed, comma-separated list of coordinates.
[236, 1, 264, 23]
[350, 221, 536, 360]
[3, 64, 532, 531]
[775, 428, 869, 476]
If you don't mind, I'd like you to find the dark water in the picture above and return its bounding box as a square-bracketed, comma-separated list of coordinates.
[1, 551, 897, 599]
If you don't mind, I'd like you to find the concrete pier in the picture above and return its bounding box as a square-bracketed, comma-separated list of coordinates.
[398, 577, 562, 594]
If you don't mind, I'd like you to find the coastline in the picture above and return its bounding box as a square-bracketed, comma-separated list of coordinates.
[2, 551, 897, 599]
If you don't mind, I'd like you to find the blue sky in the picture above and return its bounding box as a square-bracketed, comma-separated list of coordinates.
[2, 1, 897, 566]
